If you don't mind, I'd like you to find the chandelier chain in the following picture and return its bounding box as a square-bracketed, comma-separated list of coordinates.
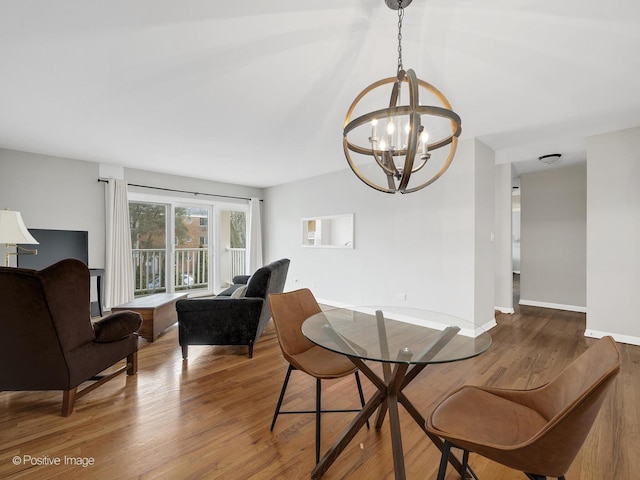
[397, 0, 404, 72]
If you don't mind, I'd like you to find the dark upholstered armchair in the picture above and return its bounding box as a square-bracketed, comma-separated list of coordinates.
[0, 259, 142, 416]
[176, 258, 290, 359]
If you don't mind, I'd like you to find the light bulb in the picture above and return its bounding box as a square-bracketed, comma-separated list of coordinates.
[379, 139, 387, 151]
[420, 129, 429, 156]
[370, 119, 378, 145]
[386, 120, 395, 135]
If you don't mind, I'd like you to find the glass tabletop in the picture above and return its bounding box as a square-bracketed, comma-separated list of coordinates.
[302, 306, 492, 365]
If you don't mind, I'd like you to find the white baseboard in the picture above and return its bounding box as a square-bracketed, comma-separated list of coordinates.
[316, 298, 352, 309]
[317, 299, 497, 335]
[519, 299, 586, 313]
[481, 318, 498, 331]
[495, 306, 515, 314]
[584, 329, 640, 346]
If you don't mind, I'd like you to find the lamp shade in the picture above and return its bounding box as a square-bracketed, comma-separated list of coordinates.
[0, 210, 39, 244]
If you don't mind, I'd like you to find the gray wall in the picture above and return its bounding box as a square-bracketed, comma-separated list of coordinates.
[494, 163, 513, 312]
[0, 148, 262, 269]
[124, 167, 262, 203]
[519, 165, 587, 310]
[586, 126, 640, 342]
[6, 126, 638, 344]
[263, 138, 497, 327]
[474, 141, 497, 324]
[0, 149, 106, 267]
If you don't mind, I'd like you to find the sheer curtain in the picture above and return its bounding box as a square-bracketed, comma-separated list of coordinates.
[247, 197, 263, 272]
[104, 179, 135, 310]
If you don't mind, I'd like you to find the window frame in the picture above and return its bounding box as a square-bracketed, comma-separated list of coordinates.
[128, 191, 248, 296]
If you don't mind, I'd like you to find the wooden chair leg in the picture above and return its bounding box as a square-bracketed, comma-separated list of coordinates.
[127, 352, 138, 375]
[61, 353, 137, 417]
[62, 387, 77, 417]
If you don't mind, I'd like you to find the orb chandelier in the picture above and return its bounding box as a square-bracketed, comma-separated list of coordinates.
[343, 0, 462, 194]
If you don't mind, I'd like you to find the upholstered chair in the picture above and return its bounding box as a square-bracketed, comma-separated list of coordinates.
[176, 258, 289, 359]
[268, 288, 367, 464]
[0, 259, 142, 416]
[426, 336, 621, 480]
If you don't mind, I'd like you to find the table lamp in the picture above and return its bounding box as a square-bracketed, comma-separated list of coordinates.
[0, 209, 39, 267]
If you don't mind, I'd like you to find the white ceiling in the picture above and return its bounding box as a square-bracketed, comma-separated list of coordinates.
[1, 0, 639, 188]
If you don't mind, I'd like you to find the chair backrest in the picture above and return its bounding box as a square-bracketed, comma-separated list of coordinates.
[245, 258, 290, 341]
[510, 336, 621, 476]
[268, 288, 322, 362]
[533, 336, 620, 421]
[0, 259, 95, 390]
[245, 258, 290, 299]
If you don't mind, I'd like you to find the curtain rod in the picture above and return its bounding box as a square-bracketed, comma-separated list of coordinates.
[97, 178, 261, 202]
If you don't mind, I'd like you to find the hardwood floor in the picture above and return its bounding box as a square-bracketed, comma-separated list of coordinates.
[1, 305, 638, 479]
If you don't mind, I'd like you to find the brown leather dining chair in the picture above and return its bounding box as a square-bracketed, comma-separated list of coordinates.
[268, 288, 367, 464]
[426, 336, 621, 480]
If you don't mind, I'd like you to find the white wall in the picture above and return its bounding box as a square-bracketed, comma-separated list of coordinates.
[263, 138, 496, 327]
[494, 163, 513, 313]
[586, 126, 640, 344]
[519, 165, 587, 311]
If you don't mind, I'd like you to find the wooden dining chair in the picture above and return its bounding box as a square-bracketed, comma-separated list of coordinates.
[426, 336, 621, 480]
[268, 288, 367, 464]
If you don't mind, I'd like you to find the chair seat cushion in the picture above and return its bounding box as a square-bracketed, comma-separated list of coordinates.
[289, 346, 358, 378]
[429, 386, 548, 448]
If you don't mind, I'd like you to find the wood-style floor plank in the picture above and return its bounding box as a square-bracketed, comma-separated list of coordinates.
[1, 304, 638, 479]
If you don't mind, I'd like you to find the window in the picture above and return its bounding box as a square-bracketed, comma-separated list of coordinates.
[217, 209, 247, 288]
[129, 192, 248, 296]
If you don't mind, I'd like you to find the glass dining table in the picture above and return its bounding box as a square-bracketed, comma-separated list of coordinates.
[302, 306, 492, 480]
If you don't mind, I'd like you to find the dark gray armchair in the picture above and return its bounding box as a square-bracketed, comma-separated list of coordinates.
[176, 258, 290, 358]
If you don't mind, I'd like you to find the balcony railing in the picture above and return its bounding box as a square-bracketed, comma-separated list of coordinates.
[132, 247, 246, 296]
[228, 247, 246, 282]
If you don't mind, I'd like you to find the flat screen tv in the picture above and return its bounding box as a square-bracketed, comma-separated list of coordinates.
[17, 229, 89, 270]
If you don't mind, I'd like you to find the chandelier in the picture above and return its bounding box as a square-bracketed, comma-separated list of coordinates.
[343, 0, 462, 194]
